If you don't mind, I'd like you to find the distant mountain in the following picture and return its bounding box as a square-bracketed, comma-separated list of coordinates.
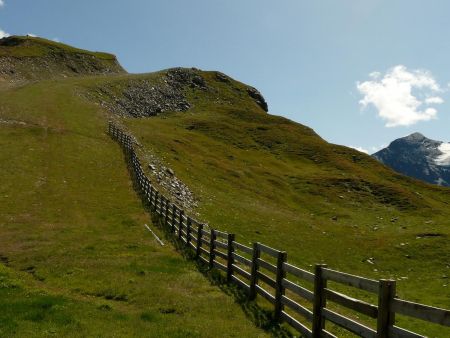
[372, 132, 450, 186]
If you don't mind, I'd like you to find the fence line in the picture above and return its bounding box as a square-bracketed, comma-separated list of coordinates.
[109, 122, 450, 338]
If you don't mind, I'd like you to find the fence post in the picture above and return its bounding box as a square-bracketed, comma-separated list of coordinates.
[209, 229, 216, 269]
[161, 195, 167, 223]
[377, 279, 396, 337]
[249, 243, 260, 300]
[165, 200, 170, 227]
[312, 264, 327, 338]
[274, 251, 288, 321]
[226, 234, 235, 282]
[178, 210, 184, 240]
[154, 191, 159, 213]
[149, 185, 154, 206]
[143, 180, 148, 203]
[186, 217, 192, 246]
[196, 223, 203, 258]
[171, 204, 176, 233]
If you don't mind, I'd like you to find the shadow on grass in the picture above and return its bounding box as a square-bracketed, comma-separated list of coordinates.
[120, 150, 293, 337]
[152, 213, 293, 338]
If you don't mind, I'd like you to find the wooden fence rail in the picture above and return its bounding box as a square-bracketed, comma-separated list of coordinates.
[109, 122, 450, 338]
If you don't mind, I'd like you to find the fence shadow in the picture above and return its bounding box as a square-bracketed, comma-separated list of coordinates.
[152, 213, 293, 338]
[111, 123, 450, 338]
[121, 149, 292, 337]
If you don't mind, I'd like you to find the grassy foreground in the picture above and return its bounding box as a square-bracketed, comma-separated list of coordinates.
[112, 71, 450, 336]
[0, 79, 269, 337]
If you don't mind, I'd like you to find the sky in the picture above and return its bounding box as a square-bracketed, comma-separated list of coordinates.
[2, 0, 450, 153]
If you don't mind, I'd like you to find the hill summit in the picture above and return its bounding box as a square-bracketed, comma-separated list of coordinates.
[0, 35, 125, 82]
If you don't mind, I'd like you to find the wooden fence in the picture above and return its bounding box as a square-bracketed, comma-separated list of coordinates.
[109, 122, 450, 338]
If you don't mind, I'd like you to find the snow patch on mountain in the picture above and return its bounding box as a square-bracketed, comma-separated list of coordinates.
[435, 143, 450, 166]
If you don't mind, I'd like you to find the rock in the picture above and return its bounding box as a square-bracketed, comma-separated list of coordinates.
[215, 72, 230, 83]
[144, 156, 197, 210]
[247, 87, 268, 112]
[93, 68, 207, 118]
[364, 257, 375, 264]
[166, 67, 207, 90]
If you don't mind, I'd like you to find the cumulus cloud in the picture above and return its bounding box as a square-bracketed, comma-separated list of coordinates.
[425, 96, 444, 104]
[0, 29, 9, 39]
[435, 143, 450, 166]
[357, 65, 443, 127]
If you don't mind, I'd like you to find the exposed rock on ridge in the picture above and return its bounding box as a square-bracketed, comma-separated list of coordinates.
[95, 68, 207, 117]
[247, 86, 268, 112]
[94, 68, 269, 118]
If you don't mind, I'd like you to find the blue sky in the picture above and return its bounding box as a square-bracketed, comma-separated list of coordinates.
[2, 0, 450, 153]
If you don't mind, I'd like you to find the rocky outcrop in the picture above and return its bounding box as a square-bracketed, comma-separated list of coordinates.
[91, 67, 269, 118]
[247, 86, 268, 112]
[146, 155, 197, 211]
[94, 68, 207, 118]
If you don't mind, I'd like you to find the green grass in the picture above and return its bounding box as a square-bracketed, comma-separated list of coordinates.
[104, 71, 450, 336]
[0, 36, 124, 83]
[1, 58, 449, 336]
[0, 35, 116, 59]
[0, 79, 269, 337]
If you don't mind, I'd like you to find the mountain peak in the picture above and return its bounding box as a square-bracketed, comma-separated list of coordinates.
[373, 134, 450, 186]
[404, 132, 426, 141]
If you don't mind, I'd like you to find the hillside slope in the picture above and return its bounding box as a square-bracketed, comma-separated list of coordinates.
[0, 42, 268, 337]
[0, 36, 125, 84]
[90, 70, 450, 336]
[0, 36, 449, 336]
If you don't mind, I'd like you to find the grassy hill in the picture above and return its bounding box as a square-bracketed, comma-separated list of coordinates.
[0, 66, 268, 336]
[0, 36, 125, 83]
[0, 37, 449, 337]
[98, 71, 450, 336]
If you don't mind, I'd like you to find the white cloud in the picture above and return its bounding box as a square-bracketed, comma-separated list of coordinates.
[350, 145, 369, 154]
[435, 143, 450, 166]
[425, 96, 444, 104]
[52, 37, 60, 42]
[27, 33, 37, 37]
[0, 1, 4, 8]
[0, 29, 9, 39]
[357, 65, 443, 127]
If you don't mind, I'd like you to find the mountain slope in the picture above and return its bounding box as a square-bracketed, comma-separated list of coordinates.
[0, 36, 449, 336]
[373, 132, 450, 186]
[0, 36, 125, 83]
[0, 41, 268, 337]
[98, 71, 450, 336]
